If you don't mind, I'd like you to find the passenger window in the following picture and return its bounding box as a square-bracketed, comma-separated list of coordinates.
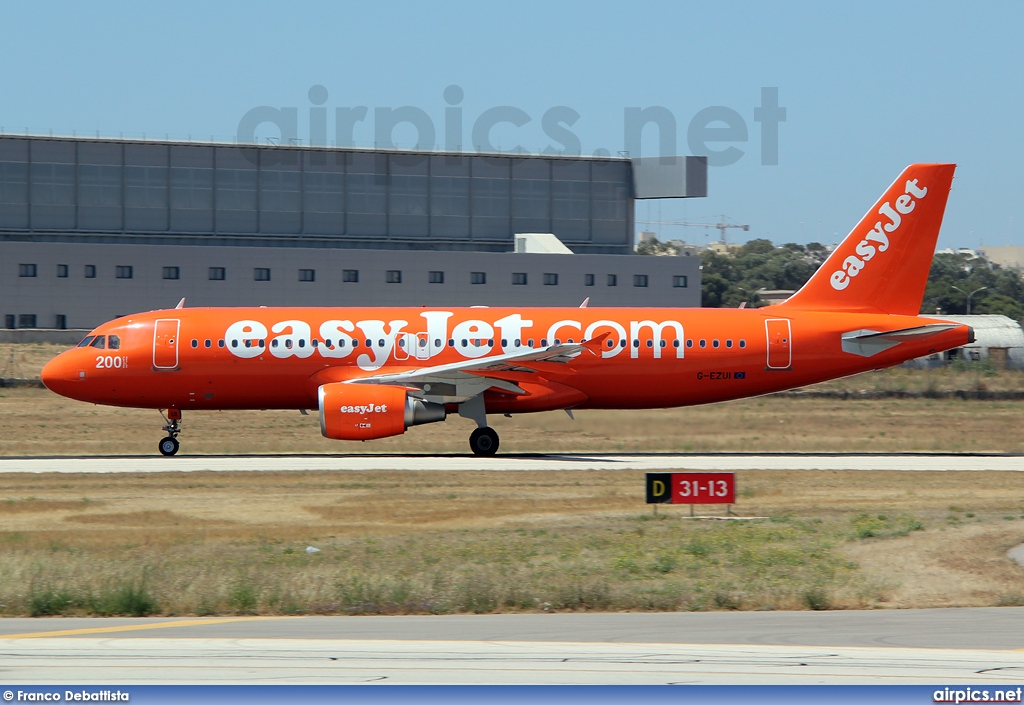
[191, 340, 198, 348]
[739, 340, 747, 348]
[726, 339, 733, 348]
[107, 335, 121, 350]
[218, 340, 225, 348]
[205, 339, 211, 348]
[77, 336, 95, 347]
[90, 336, 106, 349]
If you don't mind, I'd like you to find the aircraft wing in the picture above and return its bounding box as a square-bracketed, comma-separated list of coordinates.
[346, 335, 608, 403]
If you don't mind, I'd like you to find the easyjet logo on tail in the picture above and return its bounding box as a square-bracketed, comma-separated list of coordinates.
[830, 179, 929, 291]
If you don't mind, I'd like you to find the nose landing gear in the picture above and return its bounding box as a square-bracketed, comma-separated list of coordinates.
[159, 408, 182, 456]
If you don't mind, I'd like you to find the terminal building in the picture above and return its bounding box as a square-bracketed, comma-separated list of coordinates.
[0, 135, 707, 329]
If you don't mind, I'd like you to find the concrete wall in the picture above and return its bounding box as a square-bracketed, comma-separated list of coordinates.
[1, 241, 701, 329]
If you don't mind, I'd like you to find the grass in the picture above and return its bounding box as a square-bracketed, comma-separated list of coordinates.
[0, 469, 1022, 616]
[6, 385, 1024, 455]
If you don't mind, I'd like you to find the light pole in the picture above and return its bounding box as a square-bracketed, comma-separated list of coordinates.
[952, 285, 987, 315]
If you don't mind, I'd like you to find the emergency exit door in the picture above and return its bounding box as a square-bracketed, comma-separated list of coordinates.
[765, 318, 792, 370]
[153, 319, 180, 370]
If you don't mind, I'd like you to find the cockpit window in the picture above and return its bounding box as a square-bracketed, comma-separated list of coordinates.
[108, 335, 121, 350]
[89, 336, 106, 349]
[77, 336, 95, 348]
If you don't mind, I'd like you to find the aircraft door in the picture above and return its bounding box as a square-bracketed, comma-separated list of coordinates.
[765, 318, 792, 370]
[153, 319, 180, 370]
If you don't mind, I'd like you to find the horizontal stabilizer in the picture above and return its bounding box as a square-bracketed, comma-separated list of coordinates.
[841, 323, 959, 357]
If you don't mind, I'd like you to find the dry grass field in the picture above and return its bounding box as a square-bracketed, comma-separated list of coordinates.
[0, 469, 1022, 617]
[4, 384, 1024, 456]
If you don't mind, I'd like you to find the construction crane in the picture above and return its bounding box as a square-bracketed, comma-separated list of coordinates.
[638, 214, 750, 245]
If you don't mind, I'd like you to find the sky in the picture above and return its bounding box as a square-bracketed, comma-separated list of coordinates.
[1, 0, 1021, 250]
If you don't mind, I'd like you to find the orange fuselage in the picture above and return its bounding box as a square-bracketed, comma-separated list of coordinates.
[42, 306, 971, 413]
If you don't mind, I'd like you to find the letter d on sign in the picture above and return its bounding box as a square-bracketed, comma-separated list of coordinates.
[646, 473, 673, 503]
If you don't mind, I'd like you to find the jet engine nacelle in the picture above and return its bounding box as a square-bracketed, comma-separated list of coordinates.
[317, 383, 446, 440]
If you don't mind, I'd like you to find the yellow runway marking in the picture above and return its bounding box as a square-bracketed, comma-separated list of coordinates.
[0, 616, 298, 639]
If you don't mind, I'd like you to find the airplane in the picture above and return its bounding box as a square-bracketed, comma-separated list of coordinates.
[41, 163, 972, 457]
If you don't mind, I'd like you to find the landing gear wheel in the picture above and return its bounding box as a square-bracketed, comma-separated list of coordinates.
[159, 436, 179, 456]
[469, 427, 499, 456]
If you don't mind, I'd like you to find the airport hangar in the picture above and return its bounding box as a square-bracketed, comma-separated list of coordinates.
[0, 135, 706, 331]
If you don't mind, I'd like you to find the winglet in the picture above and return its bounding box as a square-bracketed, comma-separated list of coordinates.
[579, 297, 590, 309]
[175, 298, 186, 309]
[582, 331, 611, 355]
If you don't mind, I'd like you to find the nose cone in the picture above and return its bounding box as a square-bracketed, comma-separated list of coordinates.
[41, 352, 81, 398]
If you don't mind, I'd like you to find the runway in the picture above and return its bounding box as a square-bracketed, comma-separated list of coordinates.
[1, 610, 1022, 684]
[1, 452, 1023, 473]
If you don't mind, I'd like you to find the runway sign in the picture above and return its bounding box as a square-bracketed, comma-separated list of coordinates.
[646, 472, 736, 504]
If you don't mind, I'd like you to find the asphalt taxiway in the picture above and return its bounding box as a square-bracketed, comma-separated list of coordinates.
[0, 610, 1021, 684]
[1, 452, 1022, 473]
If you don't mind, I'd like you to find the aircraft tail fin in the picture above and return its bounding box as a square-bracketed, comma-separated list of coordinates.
[777, 164, 955, 315]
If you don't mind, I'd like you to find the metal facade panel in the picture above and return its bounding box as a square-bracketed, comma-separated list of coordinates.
[631, 156, 708, 199]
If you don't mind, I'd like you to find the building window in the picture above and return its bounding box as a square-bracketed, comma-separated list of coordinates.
[17, 314, 36, 329]
[254, 268, 271, 281]
[343, 269, 359, 283]
[4, 315, 14, 329]
[386, 270, 402, 284]
[429, 271, 444, 284]
[471, 271, 486, 285]
[163, 267, 180, 280]
[512, 272, 528, 285]
[607, 274, 617, 286]
[56, 264, 68, 278]
[299, 269, 315, 282]
[209, 267, 226, 281]
[585, 273, 595, 287]
[544, 273, 558, 286]
[633, 274, 649, 288]
[115, 266, 133, 279]
[83, 265, 97, 279]
[18, 264, 37, 278]
[673, 275, 688, 288]
[55, 314, 66, 330]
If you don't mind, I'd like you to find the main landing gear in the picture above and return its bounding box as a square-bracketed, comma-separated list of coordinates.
[460, 394, 499, 456]
[469, 427, 499, 456]
[159, 408, 181, 456]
